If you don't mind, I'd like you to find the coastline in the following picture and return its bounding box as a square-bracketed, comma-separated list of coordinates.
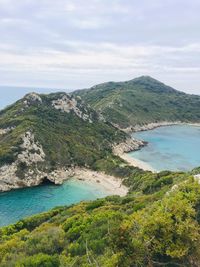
[72, 168, 128, 197]
[112, 136, 156, 172]
[2, 122, 200, 193]
[114, 122, 200, 172]
[119, 153, 157, 173]
[122, 121, 200, 133]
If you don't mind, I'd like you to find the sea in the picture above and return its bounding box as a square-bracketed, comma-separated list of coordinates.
[0, 178, 108, 226]
[130, 125, 200, 172]
[1, 124, 200, 227]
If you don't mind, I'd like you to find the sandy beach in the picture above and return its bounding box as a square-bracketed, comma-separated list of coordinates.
[73, 168, 128, 197]
[120, 153, 157, 172]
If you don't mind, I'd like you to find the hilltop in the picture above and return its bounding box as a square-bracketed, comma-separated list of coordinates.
[72, 76, 200, 129]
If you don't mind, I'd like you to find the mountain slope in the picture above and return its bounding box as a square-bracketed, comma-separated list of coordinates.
[0, 92, 128, 191]
[1, 170, 200, 266]
[72, 76, 200, 129]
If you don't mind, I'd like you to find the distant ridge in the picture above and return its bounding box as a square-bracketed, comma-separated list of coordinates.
[72, 76, 200, 128]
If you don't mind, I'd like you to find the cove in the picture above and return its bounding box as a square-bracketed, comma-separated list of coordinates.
[0, 178, 108, 227]
[130, 125, 200, 172]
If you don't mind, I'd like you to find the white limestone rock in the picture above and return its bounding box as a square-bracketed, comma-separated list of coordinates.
[25, 92, 42, 103]
[194, 174, 200, 184]
[0, 127, 15, 136]
[52, 95, 93, 122]
[113, 137, 146, 155]
[17, 131, 45, 165]
[0, 131, 46, 191]
[47, 168, 75, 184]
[23, 92, 42, 108]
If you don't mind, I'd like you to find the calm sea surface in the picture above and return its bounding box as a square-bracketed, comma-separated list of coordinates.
[1, 125, 200, 227]
[130, 125, 200, 172]
[0, 88, 101, 227]
[0, 178, 108, 226]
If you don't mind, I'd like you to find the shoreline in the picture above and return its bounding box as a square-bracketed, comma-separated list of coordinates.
[122, 121, 200, 133]
[119, 153, 157, 173]
[115, 122, 200, 172]
[0, 166, 129, 196]
[0, 167, 129, 197]
[72, 168, 128, 197]
[2, 123, 199, 193]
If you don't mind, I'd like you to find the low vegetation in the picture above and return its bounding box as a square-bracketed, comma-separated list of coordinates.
[72, 76, 200, 128]
[0, 169, 200, 266]
[0, 93, 126, 176]
[1, 81, 200, 266]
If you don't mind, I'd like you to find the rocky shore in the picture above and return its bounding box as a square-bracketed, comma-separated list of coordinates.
[0, 165, 128, 196]
[1, 120, 199, 192]
[0, 129, 130, 193]
[113, 137, 146, 155]
[0, 166, 76, 192]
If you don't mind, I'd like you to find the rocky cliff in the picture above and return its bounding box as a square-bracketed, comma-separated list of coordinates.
[0, 92, 127, 191]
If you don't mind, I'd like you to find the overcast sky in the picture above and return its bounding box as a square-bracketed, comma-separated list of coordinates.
[0, 0, 200, 94]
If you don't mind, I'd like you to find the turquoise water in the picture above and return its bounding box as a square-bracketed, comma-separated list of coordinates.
[0, 178, 108, 227]
[130, 125, 200, 172]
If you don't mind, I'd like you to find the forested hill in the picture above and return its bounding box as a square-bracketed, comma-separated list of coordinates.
[0, 92, 127, 191]
[72, 76, 200, 128]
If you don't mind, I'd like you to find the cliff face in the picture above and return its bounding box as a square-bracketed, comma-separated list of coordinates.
[0, 130, 76, 191]
[0, 92, 127, 191]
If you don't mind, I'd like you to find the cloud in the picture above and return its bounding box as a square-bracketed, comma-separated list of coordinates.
[0, 41, 199, 76]
[0, 0, 199, 93]
[69, 17, 111, 30]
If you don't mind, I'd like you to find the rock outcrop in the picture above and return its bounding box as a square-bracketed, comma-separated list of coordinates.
[194, 174, 200, 184]
[52, 94, 93, 123]
[0, 91, 127, 192]
[0, 130, 76, 191]
[0, 165, 75, 192]
[24, 92, 42, 105]
[0, 127, 14, 135]
[113, 137, 146, 155]
[17, 131, 45, 165]
[0, 131, 46, 191]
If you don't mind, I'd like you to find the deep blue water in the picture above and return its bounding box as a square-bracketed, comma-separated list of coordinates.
[130, 125, 200, 172]
[0, 178, 108, 227]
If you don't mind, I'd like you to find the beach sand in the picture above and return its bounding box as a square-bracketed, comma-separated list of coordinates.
[119, 153, 157, 173]
[73, 168, 128, 197]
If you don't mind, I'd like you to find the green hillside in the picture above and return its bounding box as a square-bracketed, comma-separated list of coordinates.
[72, 76, 200, 128]
[0, 92, 127, 190]
[1, 85, 200, 267]
[1, 168, 200, 266]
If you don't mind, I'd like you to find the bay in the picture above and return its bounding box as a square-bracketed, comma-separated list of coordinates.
[130, 125, 200, 172]
[0, 178, 108, 227]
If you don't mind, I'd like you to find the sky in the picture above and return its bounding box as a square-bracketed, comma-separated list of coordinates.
[0, 0, 200, 96]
